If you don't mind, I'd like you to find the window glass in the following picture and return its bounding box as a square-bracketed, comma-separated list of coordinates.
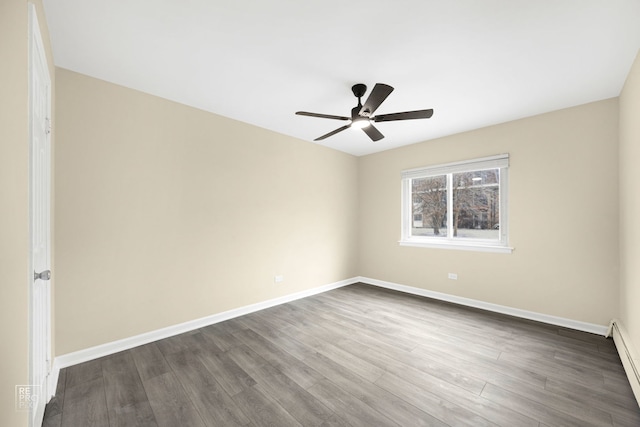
[412, 176, 447, 238]
[451, 170, 499, 241]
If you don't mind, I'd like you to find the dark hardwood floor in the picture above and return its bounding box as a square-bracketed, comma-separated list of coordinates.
[42, 283, 640, 427]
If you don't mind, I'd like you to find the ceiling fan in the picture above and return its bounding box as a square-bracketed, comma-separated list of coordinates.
[296, 83, 434, 142]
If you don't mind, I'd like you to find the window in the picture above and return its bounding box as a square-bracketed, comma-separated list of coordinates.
[400, 154, 511, 253]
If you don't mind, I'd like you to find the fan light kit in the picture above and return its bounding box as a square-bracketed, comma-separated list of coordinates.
[351, 116, 371, 129]
[296, 83, 433, 142]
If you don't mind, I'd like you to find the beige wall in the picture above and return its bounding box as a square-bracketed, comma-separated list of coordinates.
[46, 14, 634, 375]
[0, 1, 53, 426]
[619, 51, 640, 358]
[54, 69, 359, 354]
[54, 68, 623, 356]
[358, 99, 619, 326]
[0, 2, 29, 424]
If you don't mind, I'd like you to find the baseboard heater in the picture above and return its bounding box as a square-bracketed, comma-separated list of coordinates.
[608, 319, 640, 405]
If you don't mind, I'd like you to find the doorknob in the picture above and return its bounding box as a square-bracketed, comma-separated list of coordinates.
[34, 270, 51, 281]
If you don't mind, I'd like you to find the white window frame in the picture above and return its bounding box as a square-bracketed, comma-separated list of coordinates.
[400, 154, 513, 253]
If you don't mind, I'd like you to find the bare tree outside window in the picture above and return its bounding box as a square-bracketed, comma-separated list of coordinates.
[412, 176, 447, 237]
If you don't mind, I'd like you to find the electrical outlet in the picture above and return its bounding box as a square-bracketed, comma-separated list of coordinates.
[274, 275, 284, 283]
[448, 273, 458, 280]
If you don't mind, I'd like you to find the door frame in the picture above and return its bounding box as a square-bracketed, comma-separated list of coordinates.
[28, 4, 52, 426]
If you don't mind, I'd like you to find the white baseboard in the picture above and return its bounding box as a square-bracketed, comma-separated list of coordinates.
[357, 276, 609, 336]
[609, 319, 640, 405]
[50, 275, 611, 394]
[52, 277, 358, 373]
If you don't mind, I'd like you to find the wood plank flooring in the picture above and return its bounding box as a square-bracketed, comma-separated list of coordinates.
[42, 283, 640, 427]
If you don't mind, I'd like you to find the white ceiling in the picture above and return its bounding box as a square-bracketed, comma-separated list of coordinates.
[43, 0, 640, 156]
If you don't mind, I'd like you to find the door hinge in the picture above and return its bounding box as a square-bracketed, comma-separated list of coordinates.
[45, 117, 51, 135]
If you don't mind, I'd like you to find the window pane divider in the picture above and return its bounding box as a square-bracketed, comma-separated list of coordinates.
[446, 173, 453, 238]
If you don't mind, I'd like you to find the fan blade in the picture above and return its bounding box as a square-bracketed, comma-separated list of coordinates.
[296, 111, 350, 121]
[314, 124, 351, 141]
[360, 83, 394, 116]
[374, 109, 434, 122]
[361, 124, 384, 141]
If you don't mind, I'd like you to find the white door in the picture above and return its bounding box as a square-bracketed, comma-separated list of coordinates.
[29, 5, 52, 426]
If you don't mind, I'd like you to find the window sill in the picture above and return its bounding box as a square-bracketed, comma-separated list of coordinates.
[399, 239, 514, 253]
